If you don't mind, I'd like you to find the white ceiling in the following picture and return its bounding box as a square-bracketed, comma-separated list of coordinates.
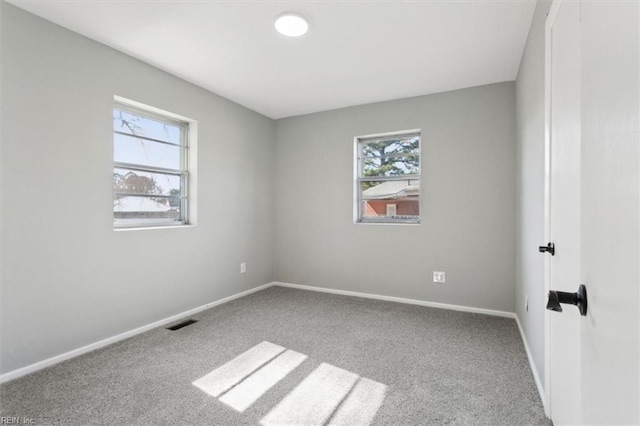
[9, 0, 536, 119]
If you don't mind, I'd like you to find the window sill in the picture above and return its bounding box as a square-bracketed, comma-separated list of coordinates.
[355, 222, 421, 226]
[114, 224, 196, 232]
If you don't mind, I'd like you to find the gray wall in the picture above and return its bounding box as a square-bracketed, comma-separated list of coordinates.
[1, 4, 276, 374]
[274, 82, 517, 312]
[514, 0, 552, 389]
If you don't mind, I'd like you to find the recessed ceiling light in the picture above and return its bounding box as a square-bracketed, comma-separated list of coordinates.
[275, 12, 309, 37]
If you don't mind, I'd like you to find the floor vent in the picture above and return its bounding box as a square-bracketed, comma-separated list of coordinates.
[166, 319, 198, 331]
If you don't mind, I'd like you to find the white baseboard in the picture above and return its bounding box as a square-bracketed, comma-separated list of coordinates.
[273, 281, 516, 319]
[0, 282, 273, 384]
[514, 314, 546, 410]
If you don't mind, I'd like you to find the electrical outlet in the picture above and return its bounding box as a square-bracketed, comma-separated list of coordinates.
[240, 262, 246, 274]
[433, 271, 446, 283]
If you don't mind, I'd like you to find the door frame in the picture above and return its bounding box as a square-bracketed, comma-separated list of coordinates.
[543, 0, 570, 419]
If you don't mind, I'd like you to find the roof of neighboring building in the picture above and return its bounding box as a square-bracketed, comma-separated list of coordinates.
[114, 197, 172, 212]
[362, 180, 420, 199]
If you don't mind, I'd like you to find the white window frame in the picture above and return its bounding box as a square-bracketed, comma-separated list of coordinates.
[113, 100, 190, 229]
[354, 129, 421, 224]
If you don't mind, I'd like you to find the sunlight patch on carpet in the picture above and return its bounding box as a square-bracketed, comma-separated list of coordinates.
[328, 377, 387, 426]
[192, 341, 285, 397]
[193, 341, 386, 425]
[260, 362, 359, 426]
[219, 349, 308, 412]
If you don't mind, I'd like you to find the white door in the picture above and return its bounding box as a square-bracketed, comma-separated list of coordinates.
[545, 0, 582, 424]
[578, 1, 639, 423]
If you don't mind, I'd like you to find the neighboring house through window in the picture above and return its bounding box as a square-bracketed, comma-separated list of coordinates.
[355, 130, 421, 224]
[113, 99, 191, 228]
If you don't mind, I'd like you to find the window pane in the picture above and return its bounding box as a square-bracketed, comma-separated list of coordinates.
[113, 168, 181, 197]
[113, 195, 181, 220]
[361, 180, 420, 220]
[362, 155, 419, 177]
[114, 133, 181, 170]
[113, 108, 182, 144]
[361, 136, 419, 158]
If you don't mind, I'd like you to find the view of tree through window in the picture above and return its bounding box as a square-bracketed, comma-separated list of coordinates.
[356, 132, 421, 223]
[113, 103, 189, 227]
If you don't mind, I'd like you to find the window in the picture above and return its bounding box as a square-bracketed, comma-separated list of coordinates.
[113, 101, 190, 228]
[355, 131, 421, 224]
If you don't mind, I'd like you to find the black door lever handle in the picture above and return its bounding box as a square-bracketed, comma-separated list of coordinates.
[539, 242, 555, 255]
[547, 284, 587, 316]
